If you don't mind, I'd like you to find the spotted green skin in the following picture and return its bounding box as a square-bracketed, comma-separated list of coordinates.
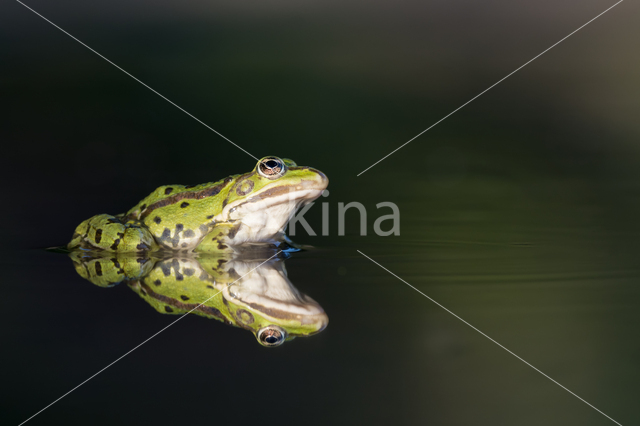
[134, 257, 327, 342]
[68, 157, 327, 253]
[68, 251, 329, 345]
[70, 251, 154, 288]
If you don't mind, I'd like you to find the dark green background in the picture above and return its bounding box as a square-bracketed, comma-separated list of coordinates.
[1, 0, 638, 425]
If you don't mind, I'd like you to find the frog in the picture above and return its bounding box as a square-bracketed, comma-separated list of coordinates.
[68, 250, 329, 346]
[67, 156, 328, 253]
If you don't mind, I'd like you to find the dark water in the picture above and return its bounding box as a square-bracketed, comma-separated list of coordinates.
[2, 1, 639, 425]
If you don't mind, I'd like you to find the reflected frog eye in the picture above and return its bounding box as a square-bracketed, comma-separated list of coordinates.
[257, 157, 286, 180]
[257, 325, 286, 347]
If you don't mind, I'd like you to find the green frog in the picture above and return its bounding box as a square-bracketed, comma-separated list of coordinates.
[68, 157, 328, 253]
[70, 251, 329, 346]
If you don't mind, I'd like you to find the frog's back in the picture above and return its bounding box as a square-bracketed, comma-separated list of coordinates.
[119, 176, 238, 250]
[125, 177, 237, 220]
[125, 184, 191, 219]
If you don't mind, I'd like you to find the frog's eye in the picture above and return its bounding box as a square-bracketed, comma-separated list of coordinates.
[257, 325, 286, 347]
[257, 157, 286, 180]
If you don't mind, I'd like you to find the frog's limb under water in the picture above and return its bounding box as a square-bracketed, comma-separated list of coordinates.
[68, 214, 159, 252]
[195, 223, 238, 253]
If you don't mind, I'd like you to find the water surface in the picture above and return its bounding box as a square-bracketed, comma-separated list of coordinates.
[2, 1, 639, 424]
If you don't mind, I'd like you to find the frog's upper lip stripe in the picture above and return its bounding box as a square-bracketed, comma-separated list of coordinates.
[244, 300, 328, 328]
[251, 183, 324, 203]
[222, 284, 328, 330]
[225, 174, 327, 208]
[255, 172, 327, 200]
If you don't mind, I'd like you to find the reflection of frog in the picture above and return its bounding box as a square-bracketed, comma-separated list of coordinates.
[70, 251, 328, 347]
[68, 157, 328, 253]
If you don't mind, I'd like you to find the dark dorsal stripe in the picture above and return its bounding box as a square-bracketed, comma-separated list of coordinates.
[139, 282, 225, 319]
[140, 179, 231, 220]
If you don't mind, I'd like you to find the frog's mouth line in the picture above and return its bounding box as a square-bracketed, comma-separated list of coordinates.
[247, 176, 327, 205]
[248, 188, 322, 208]
[222, 286, 329, 328]
[220, 178, 327, 221]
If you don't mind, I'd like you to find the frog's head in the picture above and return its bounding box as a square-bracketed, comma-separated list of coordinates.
[220, 156, 328, 244]
[219, 258, 329, 347]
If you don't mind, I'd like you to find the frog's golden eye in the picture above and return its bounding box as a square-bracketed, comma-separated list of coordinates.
[257, 157, 286, 180]
[257, 325, 286, 347]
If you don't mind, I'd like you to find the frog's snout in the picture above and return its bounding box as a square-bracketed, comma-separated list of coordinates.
[317, 170, 329, 186]
[309, 168, 329, 190]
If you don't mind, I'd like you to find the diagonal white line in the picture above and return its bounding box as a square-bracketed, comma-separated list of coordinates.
[18, 251, 282, 426]
[357, 0, 624, 176]
[357, 250, 624, 426]
[16, 0, 259, 161]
